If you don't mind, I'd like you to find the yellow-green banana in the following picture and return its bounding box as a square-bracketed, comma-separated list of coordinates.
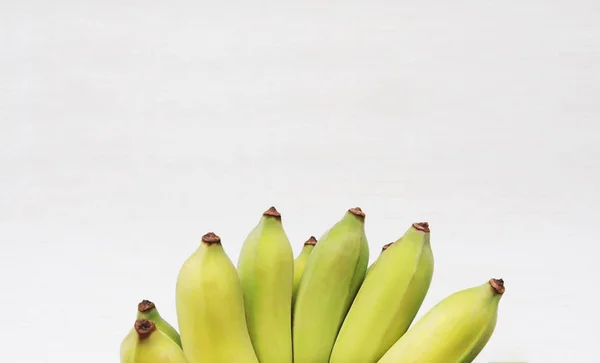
[237, 207, 294, 363]
[293, 207, 370, 363]
[377, 278, 506, 363]
[366, 241, 393, 275]
[120, 319, 187, 363]
[330, 222, 434, 363]
[136, 300, 181, 348]
[292, 236, 317, 309]
[176, 232, 259, 363]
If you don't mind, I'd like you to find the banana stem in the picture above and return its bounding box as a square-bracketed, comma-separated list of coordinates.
[137, 300, 155, 313]
[263, 206, 282, 219]
[135, 319, 156, 339]
[381, 242, 393, 253]
[202, 232, 221, 245]
[348, 207, 365, 219]
[489, 278, 505, 294]
[412, 222, 430, 233]
[304, 236, 317, 246]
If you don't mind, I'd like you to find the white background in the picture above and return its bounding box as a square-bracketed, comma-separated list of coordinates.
[1, 1, 599, 362]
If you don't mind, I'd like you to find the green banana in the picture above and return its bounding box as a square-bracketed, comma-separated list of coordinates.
[175, 232, 259, 363]
[120, 319, 187, 363]
[330, 222, 434, 363]
[366, 241, 393, 275]
[292, 207, 370, 363]
[237, 206, 294, 363]
[377, 278, 506, 363]
[136, 300, 181, 348]
[292, 236, 317, 309]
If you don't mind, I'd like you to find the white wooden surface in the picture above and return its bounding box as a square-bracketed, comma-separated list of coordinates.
[1, 1, 599, 362]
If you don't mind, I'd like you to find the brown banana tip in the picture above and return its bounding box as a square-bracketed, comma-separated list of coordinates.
[137, 300, 155, 313]
[263, 206, 281, 219]
[489, 278, 505, 294]
[202, 232, 221, 245]
[381, 242, 394, 252]
[349, 207, 366, 218]
[413, 222, 430, 233]
[304, 236, 317, 246]
[135, 319, 156, 339]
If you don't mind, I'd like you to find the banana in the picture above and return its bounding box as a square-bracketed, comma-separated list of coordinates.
[175, 232, 259, 363]
[330, 222, 434, 363]
[237, 206, 294, 363]
[136, 300, 181, 348]
[292, 207, 370, 363]
[377, 278, 506, 363]
[120, 319, 187, 363]
[292, 236, 317, 309]
[366, 241, 394, 275]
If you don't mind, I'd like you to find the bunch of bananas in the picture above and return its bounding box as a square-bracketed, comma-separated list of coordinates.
[120, 206, 505, 363]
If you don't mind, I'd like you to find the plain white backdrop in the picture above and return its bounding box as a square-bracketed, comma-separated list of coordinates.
[1, 1, 599, 362]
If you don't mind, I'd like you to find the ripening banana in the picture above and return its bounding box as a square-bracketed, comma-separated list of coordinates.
[176, 232, 259, 363]
[120, 319, 188, 363]
[292, 236, 317, 309]
[377, 278, 506, 363]
[237, 207, 294, 363]
[293, 207, 370, 363]
[330, 222, 434, 363]
[136, 300, 181, 348]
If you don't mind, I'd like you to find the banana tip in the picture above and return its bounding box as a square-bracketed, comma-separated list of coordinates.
[135, 319, 156, 339]
[349, 207, 366, 218]
[413, 222, 430, 233]
[489, 278, 505, 294]
[202, 232, 221, 245]
[263, 206, 281, 219]
[381, 242, 394, 252]
[137, 300, 155, 313]
[304, 236, 317, 246]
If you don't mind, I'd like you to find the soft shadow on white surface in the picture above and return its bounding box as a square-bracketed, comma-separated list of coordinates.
[1, 1, 599, 362]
